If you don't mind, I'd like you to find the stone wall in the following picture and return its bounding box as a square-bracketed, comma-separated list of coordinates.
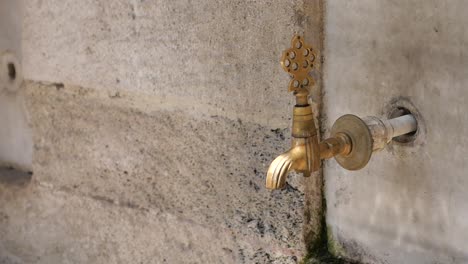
[323, 1, 468, 263]
[0, 0, 325, 263]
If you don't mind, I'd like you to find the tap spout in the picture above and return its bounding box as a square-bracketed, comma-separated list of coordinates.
[266, 150, 296, 190]
[266, 137, 319, 189]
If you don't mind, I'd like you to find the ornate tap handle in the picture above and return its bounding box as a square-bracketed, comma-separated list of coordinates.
[280, 35, 316, 94]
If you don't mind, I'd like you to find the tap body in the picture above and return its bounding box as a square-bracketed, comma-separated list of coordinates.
[266, 102, 320, 189]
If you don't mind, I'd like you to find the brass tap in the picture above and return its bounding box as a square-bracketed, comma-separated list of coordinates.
[266, 35, 325, 190]
[266, 35, 418, 190]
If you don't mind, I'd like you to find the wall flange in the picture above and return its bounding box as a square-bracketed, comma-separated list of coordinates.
[331, 114, 373, 171]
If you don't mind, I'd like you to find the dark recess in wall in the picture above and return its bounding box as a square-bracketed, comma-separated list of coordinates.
[0, 166, 32, 187]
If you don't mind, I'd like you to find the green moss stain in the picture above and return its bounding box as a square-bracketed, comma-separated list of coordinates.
[301, 167, 353, 263]
[301, 188, 356, 264]
[301, 194, 351, 263]
[326, 226, 346, 258]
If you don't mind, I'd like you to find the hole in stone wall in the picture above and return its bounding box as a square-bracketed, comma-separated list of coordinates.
[7, 62, 16, 81]
[0, 166, 32, 186]
[385, 98, 424, 145]
[388, 107, 418, 143]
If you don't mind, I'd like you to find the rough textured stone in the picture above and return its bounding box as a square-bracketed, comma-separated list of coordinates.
[324, 1, 468, 263]
[0, 182, 242, 264]
[0, 81, 304, 263]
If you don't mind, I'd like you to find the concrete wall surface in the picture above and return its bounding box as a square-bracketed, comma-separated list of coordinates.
[0, 0, 33, 172]
[323, 1, 468, 263]
[8, 0, 467, 263]
[0, 0, 324, 263]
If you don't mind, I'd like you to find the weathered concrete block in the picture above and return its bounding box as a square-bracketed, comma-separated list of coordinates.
[324, 0, 468, 263]
[22, 0, 306, 128]
[0, 183, 239, 263]
[0, 81, 305, 263]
